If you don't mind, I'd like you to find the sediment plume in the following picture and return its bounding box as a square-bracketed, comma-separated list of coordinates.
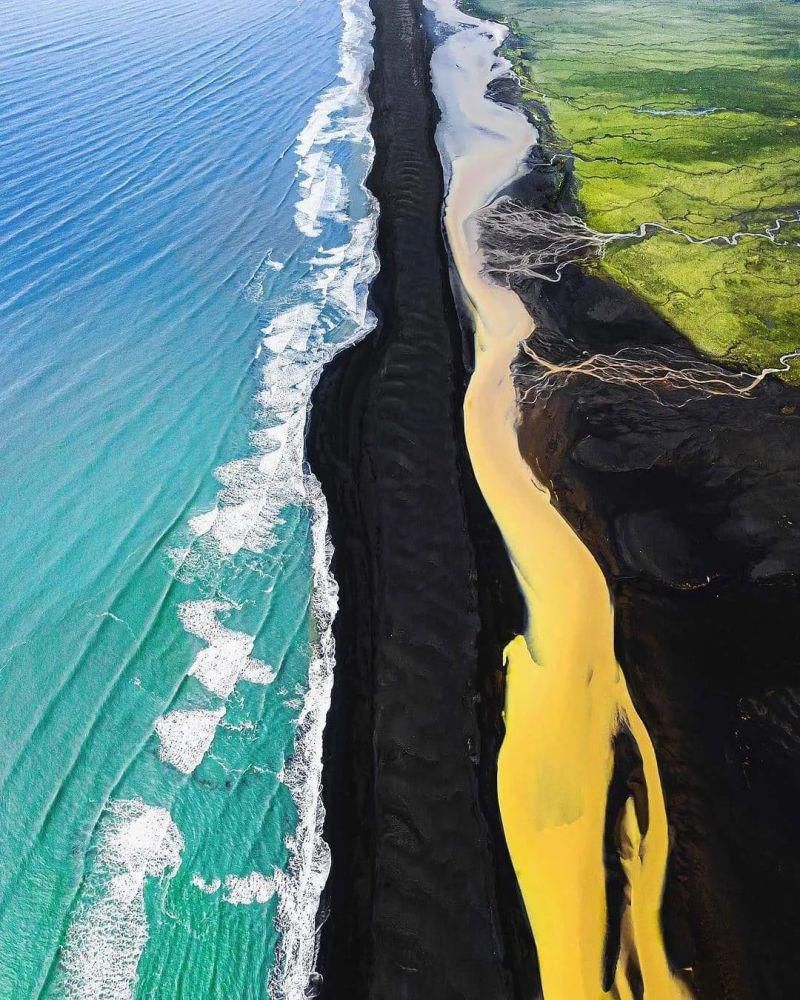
[513, 342, 800, 407]
[478, 197, 800, 284]
[462, 8, 800, 997]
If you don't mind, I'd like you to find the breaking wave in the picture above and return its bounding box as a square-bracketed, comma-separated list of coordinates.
[62, 800, 184, 1000]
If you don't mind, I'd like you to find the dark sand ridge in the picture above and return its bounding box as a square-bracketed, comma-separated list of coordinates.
[307, 0, 538, 996]
[495, 106, 800, 998]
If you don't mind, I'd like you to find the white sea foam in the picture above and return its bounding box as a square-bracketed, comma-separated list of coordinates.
[241, 660, 276, 685]
[178, 600, 275, 698]
[269, 475, 338, 999]
[225, 871, 277, 905]
[192, 874, 222, 894]
[62, 800, 184, 999]
[222, 718, 257, 732]
[296, 156, 349, 237]
[245, 251, 287, 303]
[187, 507, 219, 538]
[190, 871, 277, 905]
[292, 0, 373, 245]
[268, 0, 379, 995]
[155, 707, 226, 773]
[310, 214, 378, 320]
[199, 408, 307, 557]
[262, 303, 321, 354]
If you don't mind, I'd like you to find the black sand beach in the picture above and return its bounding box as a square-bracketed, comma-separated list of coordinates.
[307, 0, 537, 996]
[311, 0, 800, 995]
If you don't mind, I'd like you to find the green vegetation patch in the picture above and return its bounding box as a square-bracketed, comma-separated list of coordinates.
[469, 0, 800, 376]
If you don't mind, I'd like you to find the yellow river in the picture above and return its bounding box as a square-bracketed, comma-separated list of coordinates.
[425, 2, 694, 996]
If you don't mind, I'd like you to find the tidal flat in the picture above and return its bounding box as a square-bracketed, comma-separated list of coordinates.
[469, 0, 800, 375]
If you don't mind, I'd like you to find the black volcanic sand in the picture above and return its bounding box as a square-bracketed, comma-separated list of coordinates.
[307, 0, 538, 996]
[513, 261, 800, 999]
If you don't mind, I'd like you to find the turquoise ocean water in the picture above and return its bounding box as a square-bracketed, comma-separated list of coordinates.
[0, 0, 377, 995]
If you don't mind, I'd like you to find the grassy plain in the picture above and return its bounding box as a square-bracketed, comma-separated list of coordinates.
[470, 0, 800, 374]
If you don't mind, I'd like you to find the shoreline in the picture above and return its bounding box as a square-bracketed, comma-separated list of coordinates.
[307, 0, 537, 995]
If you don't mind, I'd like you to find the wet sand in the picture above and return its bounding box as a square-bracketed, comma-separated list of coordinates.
[307, 0, 537, 995]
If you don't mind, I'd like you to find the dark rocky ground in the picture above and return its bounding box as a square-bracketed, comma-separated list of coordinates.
[515, 261, 800, 1000]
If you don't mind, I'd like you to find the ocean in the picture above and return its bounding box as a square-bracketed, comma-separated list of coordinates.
[0, 0, 377, 995]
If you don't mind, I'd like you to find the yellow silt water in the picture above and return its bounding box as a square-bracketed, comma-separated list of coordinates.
[425, 3, 695, 994]
[463, 300, 692, 1000]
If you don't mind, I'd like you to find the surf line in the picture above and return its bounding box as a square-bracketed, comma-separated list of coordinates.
[423, 2, 693, 997]
[58, 0, 378, 996]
